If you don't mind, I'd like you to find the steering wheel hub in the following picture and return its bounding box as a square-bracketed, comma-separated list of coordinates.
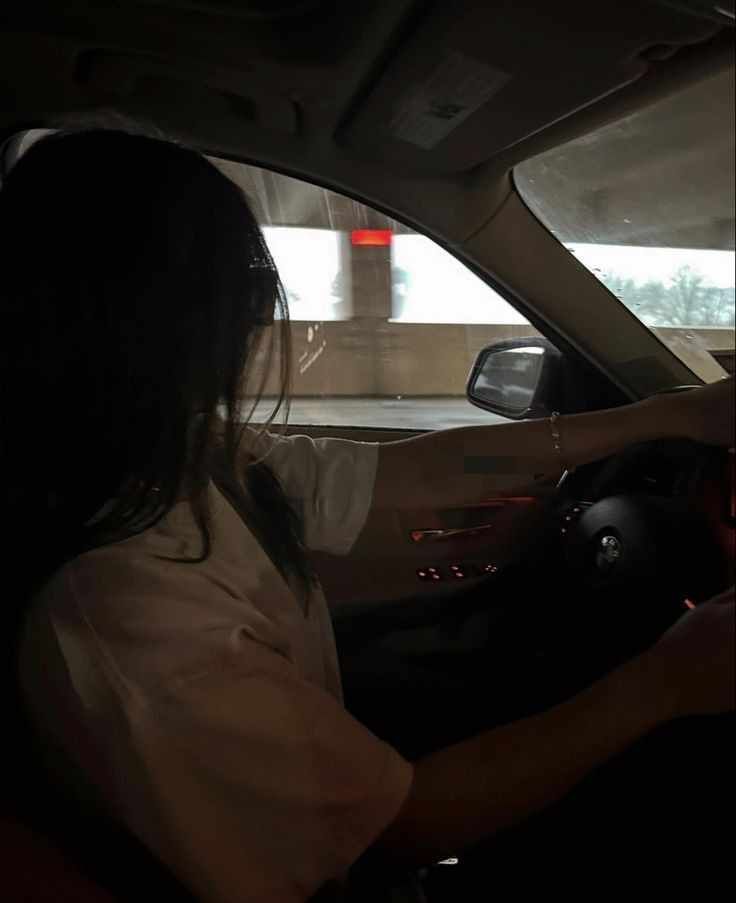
[597, 534, 622, 567]
[564, 493, 718, 596]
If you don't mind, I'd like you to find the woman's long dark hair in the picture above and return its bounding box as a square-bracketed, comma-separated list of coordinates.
[0, 129, 318, 635]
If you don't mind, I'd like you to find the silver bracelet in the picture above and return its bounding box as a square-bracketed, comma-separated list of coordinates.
[549, 411, 567, 472]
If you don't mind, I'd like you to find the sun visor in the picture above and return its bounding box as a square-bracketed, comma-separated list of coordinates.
[338, 0, 724, 175]
[73, 51, 299, 136]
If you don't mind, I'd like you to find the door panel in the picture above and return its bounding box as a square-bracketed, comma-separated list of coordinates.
[274, 423, 556, 608]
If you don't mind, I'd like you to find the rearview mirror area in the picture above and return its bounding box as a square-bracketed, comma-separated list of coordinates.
[466, 337, 566, 420]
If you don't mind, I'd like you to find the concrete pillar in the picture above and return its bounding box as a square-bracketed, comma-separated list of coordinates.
[348, 239, 392, 396]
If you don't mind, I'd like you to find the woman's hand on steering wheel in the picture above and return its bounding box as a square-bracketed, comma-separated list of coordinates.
[648, 586, 735, 720]
[651, 376, 735, 450]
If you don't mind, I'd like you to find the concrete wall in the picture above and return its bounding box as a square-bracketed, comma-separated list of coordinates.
[252, 321, 734, 397]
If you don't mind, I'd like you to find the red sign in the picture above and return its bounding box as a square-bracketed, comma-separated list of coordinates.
[351, 229, 393, 246]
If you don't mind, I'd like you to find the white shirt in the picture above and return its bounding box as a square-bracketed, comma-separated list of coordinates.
[19, 431, 413, 903]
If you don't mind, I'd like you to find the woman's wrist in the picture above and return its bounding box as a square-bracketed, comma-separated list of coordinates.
[628, 393, 689, 444]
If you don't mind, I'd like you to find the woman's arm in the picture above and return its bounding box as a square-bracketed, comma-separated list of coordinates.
[372, 378, 735, 511]
[371, 588, 735, 869]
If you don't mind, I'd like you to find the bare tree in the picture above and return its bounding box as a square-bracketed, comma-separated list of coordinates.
[600, 264, 735, 328]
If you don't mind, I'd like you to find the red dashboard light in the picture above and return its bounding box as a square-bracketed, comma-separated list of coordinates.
[351, 229, 392, 246]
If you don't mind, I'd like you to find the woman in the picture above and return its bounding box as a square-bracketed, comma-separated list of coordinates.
[1, 130, 733, 903]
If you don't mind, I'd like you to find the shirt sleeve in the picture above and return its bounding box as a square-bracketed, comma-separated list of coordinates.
[243, 429, 380, 556]
[117, 645, 413, 903]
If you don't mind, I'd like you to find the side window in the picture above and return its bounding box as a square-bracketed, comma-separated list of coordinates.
[215, 158, 535, 429]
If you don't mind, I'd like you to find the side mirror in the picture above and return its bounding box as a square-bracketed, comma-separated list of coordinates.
[466, 338, 565, 420]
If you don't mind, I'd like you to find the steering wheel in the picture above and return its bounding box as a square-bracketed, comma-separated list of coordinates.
[557, 439, 734, 606]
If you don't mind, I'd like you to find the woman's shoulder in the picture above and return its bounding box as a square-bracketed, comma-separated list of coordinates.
[28, 534, 260, 688]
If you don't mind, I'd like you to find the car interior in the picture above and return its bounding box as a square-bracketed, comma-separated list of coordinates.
[1, 2, 734, 901]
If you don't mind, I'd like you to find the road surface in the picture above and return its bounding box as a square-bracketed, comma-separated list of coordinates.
[248, 397, 511, 430]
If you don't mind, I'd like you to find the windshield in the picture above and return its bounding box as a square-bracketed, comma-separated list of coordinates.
[515, 68, 735, 382]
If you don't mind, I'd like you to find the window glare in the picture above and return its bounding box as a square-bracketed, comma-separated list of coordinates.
[391, 234, 528, 325]
[262, 226, 346, 321]
[568, 244, 735, 328]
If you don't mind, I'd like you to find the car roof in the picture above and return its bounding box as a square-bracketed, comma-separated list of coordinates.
[1, 2, 732, 181]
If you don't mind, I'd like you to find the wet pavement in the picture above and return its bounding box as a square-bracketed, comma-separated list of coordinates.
[249, 397, 510, 430]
